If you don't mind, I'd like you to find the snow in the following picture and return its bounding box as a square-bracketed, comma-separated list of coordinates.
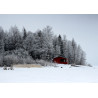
[0, 64, 98, 83]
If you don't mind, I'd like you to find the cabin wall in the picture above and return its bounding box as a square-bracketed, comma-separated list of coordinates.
[53, 57, 68, 64]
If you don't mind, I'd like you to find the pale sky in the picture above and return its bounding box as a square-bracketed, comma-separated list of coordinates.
[0, 14, 98, 66]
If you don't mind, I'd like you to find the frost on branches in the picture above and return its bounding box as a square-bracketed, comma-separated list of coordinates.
[0, 26, 86, 67]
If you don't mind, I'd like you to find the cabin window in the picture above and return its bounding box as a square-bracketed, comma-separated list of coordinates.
[60, 59, 66, 62]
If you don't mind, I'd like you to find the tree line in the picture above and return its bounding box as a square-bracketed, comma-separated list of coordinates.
[0, 25, 86, 66]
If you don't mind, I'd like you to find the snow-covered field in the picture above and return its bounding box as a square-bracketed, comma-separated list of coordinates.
[0, 64, 98, 83]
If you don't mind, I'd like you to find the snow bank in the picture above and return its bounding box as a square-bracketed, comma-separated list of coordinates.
[0, 64, 98, 83]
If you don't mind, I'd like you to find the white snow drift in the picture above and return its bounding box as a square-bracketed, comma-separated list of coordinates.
[0, 64, 98, 83]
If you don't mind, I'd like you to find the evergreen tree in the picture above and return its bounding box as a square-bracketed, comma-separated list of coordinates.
[58, 35, 64, 57]
[53, 36, 60, 57]
[0, 27, 4, 53]
[71, 38, 77, 64]
[0, 25, 87, 65]
[0, 27, 5, 66]
[75, 45, 82, 65]
[80, 50, 86, 65]
[62, 35, 67, 58]
[23, 27, 27, 40]
[66, 41, 73, 64]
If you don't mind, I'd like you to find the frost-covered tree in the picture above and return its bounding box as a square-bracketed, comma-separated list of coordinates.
[62, 35, 68, 58]
[0, 25, 87, 65]
[23, 27, 27, 40]
[23, 31, 34, 52]
[9, 26, 22, 49]
[0, 27, 4, 53]
[58, 35, 64, 57]
[71, 38, 77, 64]
[31, 30, 45, 59]
[0, 27, 5, 66]
[66, 40, 73, 64]
[75, 45, 82, 65]
[80, 50, 86, 65]
[5, 26, 22, 51]
[42, 26, 54, 60]
[53, 36, 60, 57]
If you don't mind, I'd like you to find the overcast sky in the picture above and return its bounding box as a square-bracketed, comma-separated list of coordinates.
[0, 14, 98, 66]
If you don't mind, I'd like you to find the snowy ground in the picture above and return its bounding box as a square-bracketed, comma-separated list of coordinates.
[0, 64, 98, 83]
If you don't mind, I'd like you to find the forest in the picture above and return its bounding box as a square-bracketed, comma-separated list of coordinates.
[0, 25, 86, 66]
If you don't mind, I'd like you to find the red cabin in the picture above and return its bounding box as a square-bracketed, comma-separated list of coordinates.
[53, 57, 68, 64]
